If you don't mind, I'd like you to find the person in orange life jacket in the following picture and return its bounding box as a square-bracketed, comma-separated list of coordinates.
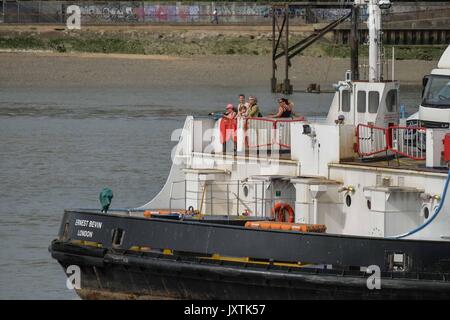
[222, 104, 237, 153]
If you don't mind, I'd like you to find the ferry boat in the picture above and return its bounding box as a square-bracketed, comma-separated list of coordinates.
[49, 1, 450, 299]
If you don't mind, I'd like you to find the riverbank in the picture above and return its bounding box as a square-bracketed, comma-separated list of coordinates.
[0, 25, 446, 60]
[0, 50, 438, 89]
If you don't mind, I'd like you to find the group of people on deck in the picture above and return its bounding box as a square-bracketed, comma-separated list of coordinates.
[222, 94, 294, 120]
[218, 94, 298, 152]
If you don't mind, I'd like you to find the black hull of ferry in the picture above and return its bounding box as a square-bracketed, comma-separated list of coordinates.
[49, 210, 450, 300]
[50, 241, 450, 300]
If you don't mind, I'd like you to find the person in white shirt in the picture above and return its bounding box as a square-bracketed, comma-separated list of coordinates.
[211, 8, 218, 24]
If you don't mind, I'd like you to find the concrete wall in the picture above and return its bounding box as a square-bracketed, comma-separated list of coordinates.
[0, 1, 362, 25]
[1, 1, 274, 24]
[2, 1, 450, 26]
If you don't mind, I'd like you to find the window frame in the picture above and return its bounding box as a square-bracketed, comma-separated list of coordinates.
[368, 91, 380, 114]
[341, 89, 351, 112]
[357, 90, 367, 113]
[385, 89, 398, 113]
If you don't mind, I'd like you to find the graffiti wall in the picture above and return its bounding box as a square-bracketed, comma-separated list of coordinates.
[3, 1, 450, 25]
[77, 2, 276, 24]
[1, 1, 315, 25]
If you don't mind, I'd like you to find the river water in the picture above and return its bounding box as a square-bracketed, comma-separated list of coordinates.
[0, 84, 422, 299]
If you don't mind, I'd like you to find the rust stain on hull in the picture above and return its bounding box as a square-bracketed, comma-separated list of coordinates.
[76, 288, 179, 300]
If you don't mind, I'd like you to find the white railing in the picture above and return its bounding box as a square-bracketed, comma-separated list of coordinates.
[390, 126, 427, 160]
[168, 179, 295, 218]
[356, 124, 427, 160]
[356, 124, 388, 157]
[243, 117, 305, 150]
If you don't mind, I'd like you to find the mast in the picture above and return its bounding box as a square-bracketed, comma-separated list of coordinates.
[368, 0, 382, 82]
[350, 5, 359, 81]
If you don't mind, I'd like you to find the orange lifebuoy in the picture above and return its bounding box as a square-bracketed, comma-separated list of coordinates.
[272, 203, 295, 223]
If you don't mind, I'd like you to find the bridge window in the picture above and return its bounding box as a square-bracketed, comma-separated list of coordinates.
[368, 91, 380, 113]
[386, 90, 398, 112]
[341, 90, 351, 112]
[357, 91, 366, 113]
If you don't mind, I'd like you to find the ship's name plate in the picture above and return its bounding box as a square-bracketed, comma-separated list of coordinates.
[74, 219, 103, 229]
[74, 219, 103, 238]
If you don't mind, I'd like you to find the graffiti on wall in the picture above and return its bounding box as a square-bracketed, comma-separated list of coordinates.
[79, 2, 277, 23]
[142, 5, 201, 22]
[271, 5, 306, 19]
[1, 1, 355, 24]
[80, 4, 141, 22]
[214, 4, 271, 18]
[311, 8, 351, 22]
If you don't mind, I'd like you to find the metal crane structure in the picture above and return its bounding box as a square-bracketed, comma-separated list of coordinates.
[271, 1, 357, 94]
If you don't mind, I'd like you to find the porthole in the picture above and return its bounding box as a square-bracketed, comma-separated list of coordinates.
[423, 206, 430, 219]
[367, 200, 371, 210]
[346, 195, 352, 207]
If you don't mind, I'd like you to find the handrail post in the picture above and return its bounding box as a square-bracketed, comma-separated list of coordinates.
[262, 181, 265, 218]
[210, 181, 213, 215]
[184, 180, 187, 211]
[271, 183, 274, 218]
[236, 180, 240, 216]
[169, 182, 174, 213]
[273, 120, 278, 150]
[254, 182, 258, 217]
[227, 184, 230, 219]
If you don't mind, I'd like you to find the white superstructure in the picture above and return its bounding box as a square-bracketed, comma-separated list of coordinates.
[136, 1, 450, 243]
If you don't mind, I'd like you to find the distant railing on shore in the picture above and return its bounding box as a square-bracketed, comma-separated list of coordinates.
[2, 1, 450, 26]
[0, 1, 351, 25]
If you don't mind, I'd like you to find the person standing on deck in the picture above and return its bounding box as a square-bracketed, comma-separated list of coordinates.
[268, 98, 293, 118]
[237, 94, 249, 118]
[247, 96, 262, 118]
[221, 104, 237, 154]
[223, 103, 236, 119]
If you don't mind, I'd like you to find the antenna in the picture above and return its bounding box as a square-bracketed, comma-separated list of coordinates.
[391, 46, 395, 81]
[367, 0, 392, 82]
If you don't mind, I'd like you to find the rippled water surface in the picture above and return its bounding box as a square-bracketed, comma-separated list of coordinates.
[0, 84, 422, 299]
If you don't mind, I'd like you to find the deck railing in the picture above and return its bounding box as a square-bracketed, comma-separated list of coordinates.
[244, 118, 292, 150]
[389, 126, 427, 160]
[356, 124, 388, 157]
[168, 179, 295, 217]
[238, 117, 305, 151]
[356, 124, 427, 160]
[188, 116, 304, 158]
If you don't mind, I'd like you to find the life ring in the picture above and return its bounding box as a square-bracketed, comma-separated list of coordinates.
[272, 203, 295, 223]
